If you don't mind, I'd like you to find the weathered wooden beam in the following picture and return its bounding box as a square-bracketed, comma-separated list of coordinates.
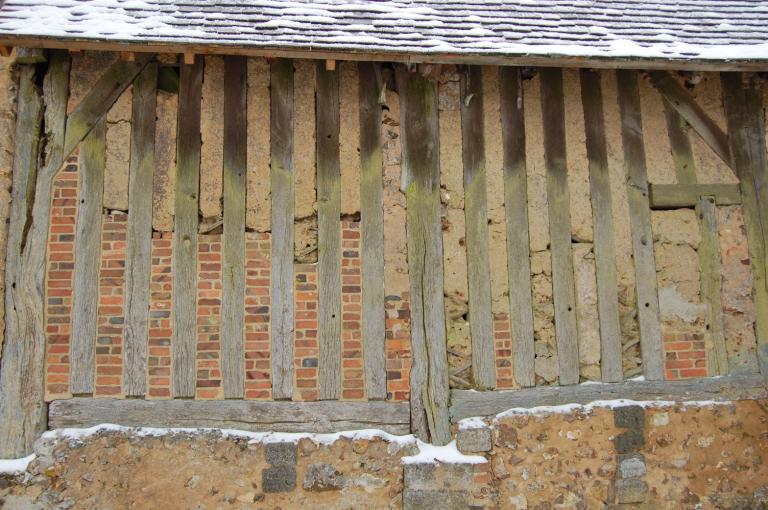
[0, 51, 70, 458]
[721, 72, 768, 378]
[358, 62, 386, 400]
[49, 399, 411, 435]
[664, 103, 697, 185]
[649, 71, 731, 167]
[316, 61, 342, 400]
[460, 65, 495, 390]
[6, 36, 768, 72]
[221, 56, 247, 399]
[69, 118, 106, 395]
[395, 66, 451, 445]
[580, 69, 623, 383]
[616, 70, 664, 381]
[499, 67, 535, 388]
[696, 196, 728, 376]
[449, 374, 768, 421]
[270, 59, 295, 400]
[172, 58, 203, 398]
[0, 63, 46, 458]
[540, 68, 580, 386]
[122, 63, 158, 397]
[15, 47, 46, 64]
[649, 183, 742, 209]
[64, 54, 153, 157]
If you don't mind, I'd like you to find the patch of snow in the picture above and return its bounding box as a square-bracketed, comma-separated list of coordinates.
[493, 398, 732, 420]
[41, 424, 416, 448]
[0, 454, 35, 475]
[458, 417, 487, 430]
[401, 440, 486, 465]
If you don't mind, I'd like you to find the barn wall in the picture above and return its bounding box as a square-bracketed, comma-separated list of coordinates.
[15, 52, 761, 403]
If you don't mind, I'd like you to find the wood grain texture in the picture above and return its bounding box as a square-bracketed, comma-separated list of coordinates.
[540, 68, 580, 386]
[499, 67, 535, 388]
[616, 70, 664, 382]
[64, 54, 152, 157]
[396, 66, 451, 445]
[0, 63, 46, 457]
[15, 47, 46, 64]
[221, 56, 247, 399]
[664, 103, 697, 184]
[358, 62, 386, 400]
[49, 399, 411, 435]
[649, 183, 741, 209]
[450, 374, 768, 421]
[70, 117, 106, 395]
[580, 69, 623, 383]
[172, 58, 203, 398]
[696, 196, 728, 376]
[721, 72, 768, 379]
[316, 61, 342, 400]
[460, 65, 495, 390]
[649, 71, 731, 167]
[122, 63, 158, 397]
[270, 59, 295, 400]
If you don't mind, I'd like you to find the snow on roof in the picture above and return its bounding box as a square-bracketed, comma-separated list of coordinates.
[0, 0, 768, 64]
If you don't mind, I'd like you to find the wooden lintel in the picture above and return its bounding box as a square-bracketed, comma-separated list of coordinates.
[325, 59, 336, 71]
[120, 51, 136, 61]
[449, 374, 768, 421]
[649, 183, 742, 209]
[49, 399, 411, 435]
[648, 71, 731, 167]
[5, 36, 768, 72]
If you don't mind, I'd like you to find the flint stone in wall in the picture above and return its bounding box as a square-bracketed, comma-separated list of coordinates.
[265, 442, 297, 466]
[303, 463, 346, 491]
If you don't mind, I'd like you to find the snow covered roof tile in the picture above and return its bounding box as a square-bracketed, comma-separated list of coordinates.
[1, 0, 767, 66]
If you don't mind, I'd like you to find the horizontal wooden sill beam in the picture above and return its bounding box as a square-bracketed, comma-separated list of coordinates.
[49, 399, 411, 435]
[649, 183, 742, 209]
[449, 374, 767, 422]
[3, 37, 768, 72]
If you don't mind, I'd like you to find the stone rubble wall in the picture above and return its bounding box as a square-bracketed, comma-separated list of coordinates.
[1, 399, 766, 509]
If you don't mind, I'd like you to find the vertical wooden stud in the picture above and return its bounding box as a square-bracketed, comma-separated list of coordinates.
[270, 59, 295, 400]
[316, 61, 342, 400]
[70, 118, 106, 394]
[580, 69, 623, 383]
[499, 67, 535, 388]
[221, 56, 247, 398]
[540, 68, 580, 386]
[358, 62, 387, 400]
[172, 58, 203, 398]
[616, 70, 664, 381]
[395, 66, 451, 445]
[459, 65, 496, 389]
[122, 63, 158, 396]
[721, 72, 768, 378]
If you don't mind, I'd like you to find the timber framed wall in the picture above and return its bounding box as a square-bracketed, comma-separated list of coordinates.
[0, 49, 767, 455]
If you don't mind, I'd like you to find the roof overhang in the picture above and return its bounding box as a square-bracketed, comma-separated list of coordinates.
[3, 35, 768, 73]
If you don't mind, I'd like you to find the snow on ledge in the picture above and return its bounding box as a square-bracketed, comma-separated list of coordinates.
[493, 398, 733, 420]
[41, 423, 416, 448]
[401, 440, 486, 465]
[0, 454, 35, 475]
